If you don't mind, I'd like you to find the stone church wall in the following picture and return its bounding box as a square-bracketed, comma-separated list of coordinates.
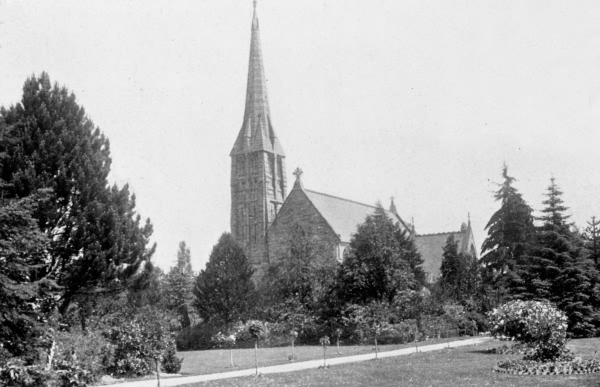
[267, 187, 340, 265]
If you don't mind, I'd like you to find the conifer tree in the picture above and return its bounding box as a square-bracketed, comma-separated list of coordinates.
[335, 204, 424, 305]
[165, 241, 196, 329]
[438, 235, 480, 303]
[512, 178, 600, 336]
[481, 165, 534, 291]
[583, 216, 600, 268]
[0, 73, 155, 314]
[193, 233, 256, 327]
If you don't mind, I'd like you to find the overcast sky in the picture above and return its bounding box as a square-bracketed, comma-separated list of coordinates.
[1, 0, 599, 272]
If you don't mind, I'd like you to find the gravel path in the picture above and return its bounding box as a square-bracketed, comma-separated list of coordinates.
[98, 336, 493, 387]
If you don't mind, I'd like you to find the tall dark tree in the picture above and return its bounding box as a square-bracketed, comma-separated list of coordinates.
[0, 73, 155, 315]
[165, 241, 196, 329]
[583, 216, 600, 268]
[480, 164, 534, 308]
[0, 192, 58, 363]
[335, 204, 423, 305]
[438, 235, 480, 304]
[512, 178, 600, 336]
[193, 233, 256, 327]
[481, 165, 534, 282]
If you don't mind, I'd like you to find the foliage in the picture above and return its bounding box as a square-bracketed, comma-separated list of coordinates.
[510, 178, 600, 336]
[481, 164, 535, 307]
[0, 72, 155, 316]
[260, 222, 336, 321]
[164, 241, 196, 329]
[335, 204, 423, 305]
[211, 332, 237, 349]
[489, 300, 569, 362]
[103, 307, 181, 376]
[0, 359, 55, 387]
[494, 358, 600, 375]
[438, 235, 481, 304]
[161, 342, 183, 374]
[193, 233, 256, 327]
[0, 194, 57, 362]
[583, 216, 600, 268]
[343, 302, 391, 345]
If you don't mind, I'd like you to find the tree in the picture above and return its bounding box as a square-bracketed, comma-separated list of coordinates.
[0, 192, 57, 363]
[259, 222, 336, 323]
[335, 204, 423, 305]
[193, 233, 256, 327]
[481, 164, 534, 305]
[164, 241, 196, 329]
[438, 235, 480, 304]
[512, 178, 600, 336]
[583, 216, 600, 268]
[0, 73, 155, 315]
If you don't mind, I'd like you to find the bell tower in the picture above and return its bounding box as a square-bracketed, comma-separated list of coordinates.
[230, 0, 287, 264]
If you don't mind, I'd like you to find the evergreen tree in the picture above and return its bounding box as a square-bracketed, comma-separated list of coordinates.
[583, 216, 600, 268]
[0, 192, 58, 362]
[193, 233, 256, 327]
[335, 204, 424, 305]
[512, 178, 600, 336]
[481, 164, 534, 305]
[164, 241, 196, 329]
[438, 235, 480, 304]
[0, 73, 155, 314]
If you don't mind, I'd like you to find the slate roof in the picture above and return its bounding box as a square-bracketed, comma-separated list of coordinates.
[303, 189, 411, 243]
[231, 2, 284, 156]
[414, 229, 474, 281]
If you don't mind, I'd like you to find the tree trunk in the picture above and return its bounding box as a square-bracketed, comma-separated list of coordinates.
[375, 337, 378, 359]
[229, 348, 234, 368]
[254, 340, 258, 376]
[155, 358, 161, 387]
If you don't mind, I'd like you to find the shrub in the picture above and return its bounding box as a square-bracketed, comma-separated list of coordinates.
[161, 343, 182, 374]
[489, 300, 569, 362]
[0, 360, 55, 387]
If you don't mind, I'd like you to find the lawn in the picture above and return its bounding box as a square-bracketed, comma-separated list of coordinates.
[176, 338, 600, 387]
[178, 336, 466, 376]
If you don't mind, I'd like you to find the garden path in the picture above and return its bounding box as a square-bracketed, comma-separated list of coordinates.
[97, 336, 492, 387]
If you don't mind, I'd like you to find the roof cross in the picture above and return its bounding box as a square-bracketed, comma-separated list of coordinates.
[293, 167, 303, 181]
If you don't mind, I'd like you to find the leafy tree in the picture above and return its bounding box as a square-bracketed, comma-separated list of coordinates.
[193, 233, 256, 327]
[0, 192, 57, 363]
[335, 204, 423, 305]
[438, 235, 480, 304]
[481, 164, 534, 305]
[512, 178, 600, 336]
[0, 73, 155, 315]
[260, 222, 336, 324]
[164, 241, 196, 329]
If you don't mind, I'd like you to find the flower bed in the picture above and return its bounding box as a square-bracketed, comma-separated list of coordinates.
[495, 358, 600, 375]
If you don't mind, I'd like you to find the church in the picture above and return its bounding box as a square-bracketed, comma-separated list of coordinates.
[229, 2, 477, 283]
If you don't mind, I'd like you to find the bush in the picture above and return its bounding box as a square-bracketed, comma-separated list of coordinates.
[0, 360, 55, 387]
[489, 300, 569, 362]
[161, 343, 182, 374]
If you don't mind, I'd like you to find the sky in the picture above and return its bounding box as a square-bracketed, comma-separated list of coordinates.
[1, 0, 600, 272]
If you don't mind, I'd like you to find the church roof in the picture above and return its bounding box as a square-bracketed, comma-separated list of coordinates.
[231, 2, 284, 156]
[303, 189, 411, 243]
[414, 223, 477, 281]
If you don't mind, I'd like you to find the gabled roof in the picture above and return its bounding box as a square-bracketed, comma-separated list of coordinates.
[303, 189, 411, 243]
[414, 223, 477, 280]
[231, 2, 284, 156]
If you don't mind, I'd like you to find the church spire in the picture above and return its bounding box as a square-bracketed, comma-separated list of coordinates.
[230, 0, 284, 156]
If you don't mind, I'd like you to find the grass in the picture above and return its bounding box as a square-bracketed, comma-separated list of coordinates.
[177, 336, 466, 376]
[175, 338, 600, 387]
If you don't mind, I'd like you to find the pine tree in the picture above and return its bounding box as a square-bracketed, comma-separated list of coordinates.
[335, 204, 424, 305]
[512, 178, 599, 336]
[481, 164, 534, 304]
[164, 241, 196, 329]
[0, 73, 155, 314]
[193, 233, 256, 327]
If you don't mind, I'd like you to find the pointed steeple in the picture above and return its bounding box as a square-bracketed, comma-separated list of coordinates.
[231, 1, 284, 156]
[389, 196, 397, 214]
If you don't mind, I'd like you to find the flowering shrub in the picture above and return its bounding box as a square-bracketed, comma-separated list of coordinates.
[489, 300, 569, 362]
[495, 358, 600, 375]
[211, 332, 236, 349]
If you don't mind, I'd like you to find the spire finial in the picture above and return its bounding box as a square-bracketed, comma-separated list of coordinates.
[253, 0, 257, 13]
[468, 212, 471, 227]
